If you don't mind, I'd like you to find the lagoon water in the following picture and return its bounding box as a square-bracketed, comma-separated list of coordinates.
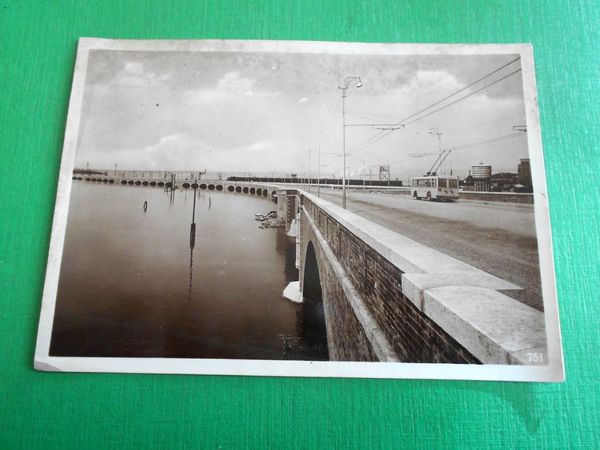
[50, 182, 324, 360]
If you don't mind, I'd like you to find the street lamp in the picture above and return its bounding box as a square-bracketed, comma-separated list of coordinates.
[339, 76, 362, 209]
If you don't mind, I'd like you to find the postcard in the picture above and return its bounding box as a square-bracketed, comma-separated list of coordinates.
[34, 38, 563, 381]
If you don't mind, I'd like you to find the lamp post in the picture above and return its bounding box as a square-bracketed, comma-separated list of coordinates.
[339, 76, 362, 209]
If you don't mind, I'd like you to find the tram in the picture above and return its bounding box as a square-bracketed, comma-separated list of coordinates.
[410, 175, 459, 201]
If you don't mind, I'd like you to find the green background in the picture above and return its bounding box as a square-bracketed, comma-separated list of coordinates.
[1, 1, 598, 448]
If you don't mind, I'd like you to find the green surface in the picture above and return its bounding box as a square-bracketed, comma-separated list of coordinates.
[1, 1, 598, 448]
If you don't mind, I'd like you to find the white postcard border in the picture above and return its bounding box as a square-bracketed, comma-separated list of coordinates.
[34, 38, 564, 382]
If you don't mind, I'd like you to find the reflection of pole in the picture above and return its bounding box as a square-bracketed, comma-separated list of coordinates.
[188, 245, 194, 301]
[188, 186, 197, 300]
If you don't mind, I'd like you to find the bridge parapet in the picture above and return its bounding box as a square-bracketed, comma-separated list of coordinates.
[295, 190, 547, 365]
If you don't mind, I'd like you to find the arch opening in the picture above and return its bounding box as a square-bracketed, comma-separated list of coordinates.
[227, 185, 234, 192]
[250, 187, 256, 194]
[242, 187, 249, 193]
[208, 184, 215, 190]
[235, 186, 242, 193]
[200, 183, 207, 190]
[216, 184, 223, 191]
[302, 242, 329, 360]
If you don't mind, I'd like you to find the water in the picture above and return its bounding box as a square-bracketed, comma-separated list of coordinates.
[50, 182, 326, 360]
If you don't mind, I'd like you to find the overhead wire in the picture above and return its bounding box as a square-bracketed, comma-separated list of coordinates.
[345, 57, 523, 156]
[393, 56, 521, 125]
[403, 68, 523, 126]
[450, 130, 526, 152]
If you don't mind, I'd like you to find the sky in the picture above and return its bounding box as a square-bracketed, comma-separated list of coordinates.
[76, 48, 530, 180]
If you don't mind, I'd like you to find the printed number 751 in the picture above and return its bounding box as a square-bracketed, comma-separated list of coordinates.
[527, 353, 544, 363]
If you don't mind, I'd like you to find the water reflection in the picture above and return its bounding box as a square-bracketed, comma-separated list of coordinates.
[188, 187, 197, 302]
[49, 182, 327, 361]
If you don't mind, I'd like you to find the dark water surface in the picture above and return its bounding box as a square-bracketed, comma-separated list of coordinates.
[50, 182, 323, 360]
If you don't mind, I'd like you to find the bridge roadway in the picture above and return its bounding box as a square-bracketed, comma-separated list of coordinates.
[316, 189, 543, 311]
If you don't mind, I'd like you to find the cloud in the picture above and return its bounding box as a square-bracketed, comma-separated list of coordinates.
[217, 72, 256, 93]
[124, 61, 144, 76]
[78, 51, 528, 178]
[112, 61, 171, 87]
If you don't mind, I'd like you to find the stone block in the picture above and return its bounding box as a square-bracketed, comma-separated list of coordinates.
[423, 286, 546, 365]
[402, 272, 521, 310]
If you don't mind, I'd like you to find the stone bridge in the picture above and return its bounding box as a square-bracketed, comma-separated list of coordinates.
[277, 188, 547, 365]
[72, 172, 281, 199]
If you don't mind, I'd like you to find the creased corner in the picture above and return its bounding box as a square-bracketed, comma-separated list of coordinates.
[34, 358, 63, 372]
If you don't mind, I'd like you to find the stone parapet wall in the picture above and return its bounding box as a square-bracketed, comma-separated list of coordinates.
[302, 198, 479, 363]
[459, 191, 534, 204]
[297, 190, 546, 365]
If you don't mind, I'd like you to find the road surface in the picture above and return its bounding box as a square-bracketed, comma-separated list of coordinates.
[315, 189, 543, 311]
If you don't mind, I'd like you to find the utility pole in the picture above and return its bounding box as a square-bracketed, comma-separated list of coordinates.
[339, 76, 362, 209]
[428, 128, 443, 174]
[317, 145, 321, 198]
[308, 148, 311, 193]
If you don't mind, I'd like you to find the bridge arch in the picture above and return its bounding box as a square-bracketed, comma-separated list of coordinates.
[302, 241, 329, 359]
[208, 184, 215, 190]
[200, 183, 207, 190]
[242, 187, 249, 194]
[216, 184, 223, 191]
[227, 185, 234, 192]
[250, 187, 256, 194]
[235, 186, 242, 193]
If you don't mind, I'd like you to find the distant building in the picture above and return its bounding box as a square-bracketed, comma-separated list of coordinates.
[470, 163, 492, 191]
[490, 172, 518, 192]
[518, 159, 532, 191]
[471, 164, 492, 179]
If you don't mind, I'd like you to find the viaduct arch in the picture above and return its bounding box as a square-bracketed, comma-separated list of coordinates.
[301, 242, 329, 360]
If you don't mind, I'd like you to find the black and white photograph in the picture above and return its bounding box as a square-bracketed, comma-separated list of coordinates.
[35, 39, 563, 381]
